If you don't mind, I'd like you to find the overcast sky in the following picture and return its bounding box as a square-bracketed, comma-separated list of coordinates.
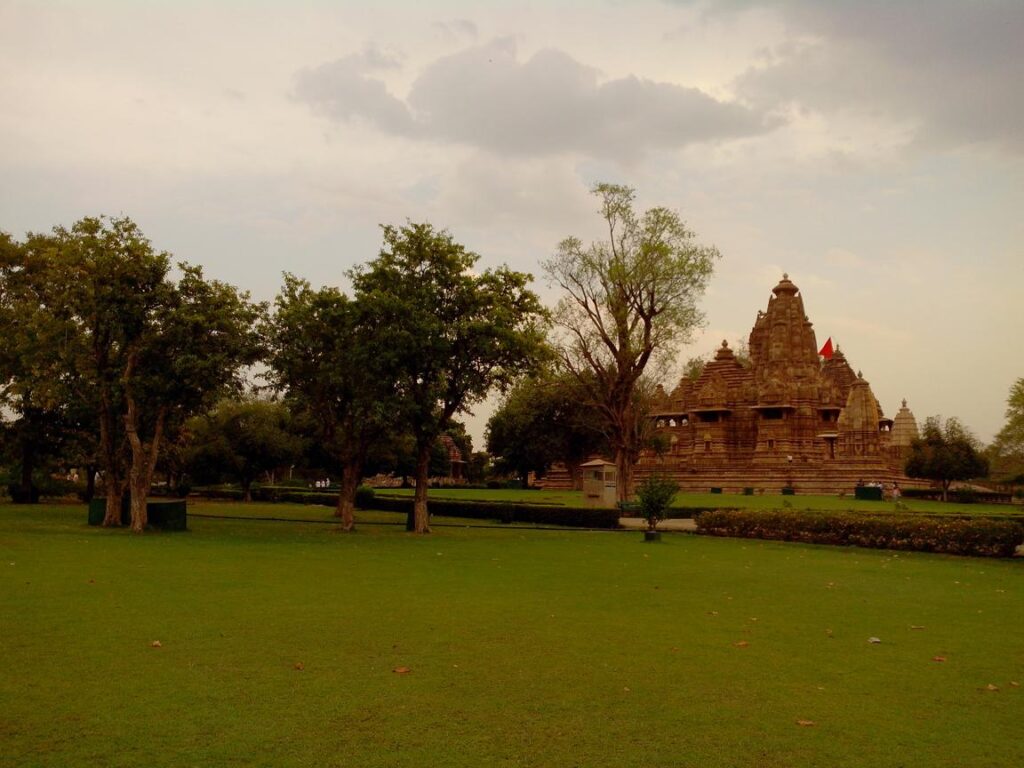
[2, 0, 1021, 448]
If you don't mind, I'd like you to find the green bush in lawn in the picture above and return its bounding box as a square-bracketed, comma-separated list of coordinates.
[636, 476, 679, 531]
[696, 509, 1023, 558]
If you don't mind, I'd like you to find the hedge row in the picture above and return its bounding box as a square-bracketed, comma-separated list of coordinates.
[360, 494, 620, 528]
[192, 487, 339, 505]
[191, 486, 620, 528]
[695, 509, 1023, 558]
[901, 488, 1014, 504]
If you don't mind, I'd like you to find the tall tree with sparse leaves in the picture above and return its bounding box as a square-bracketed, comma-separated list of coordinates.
[544, 183, 719, 500]
[352, 222, 548, 533]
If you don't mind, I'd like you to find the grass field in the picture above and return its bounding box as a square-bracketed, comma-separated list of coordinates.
[2, 502, 1022, 767]
[377, 486, 1024, 517]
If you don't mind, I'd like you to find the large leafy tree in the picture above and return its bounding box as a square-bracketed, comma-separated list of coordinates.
[266, 275, 396, 530]
[352, 222, 548, 533]
[121, 263, 263, 530]
[486, 373, 605, 489]
[24, 216, 262, 530]
[543, 183, 719, 500]
[0, 232, 77, 501]
[184, 398, 305, 501]
[905, 416, 989, 501]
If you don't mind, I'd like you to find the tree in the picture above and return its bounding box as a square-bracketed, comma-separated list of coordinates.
[184, 398, 305, 501]
[352, 222, 548, 533]
[29, 216, 262, 531]
[266, 275, 396, 530]
[989, 378, 1024, 489]
[543, 183, 719, 500]
[0, 232, 91, 502]
[905, 416, 989, 501]
[121, 263, 264, 530]
[486, 372, 605, 489]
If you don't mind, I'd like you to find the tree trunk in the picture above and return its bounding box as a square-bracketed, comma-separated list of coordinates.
[942, 480, 950, 502]
[335, 461, 360, 532]
[567, 459, 583, 491]
[124, 391, 166, 534]
[615, 448, 634, 503]
[409, 442, 431, 533]
[18, 442, 36, 503]
[84, 463, 97, 503]
[242, 479, 253, 503]
[98, 389, 126, 526]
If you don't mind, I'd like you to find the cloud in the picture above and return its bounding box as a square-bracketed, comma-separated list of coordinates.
[679, 0, 1024, 153]
[292, 44, 413, 134]
[294, 38, 775, 159]
[432, 19, 479, 43]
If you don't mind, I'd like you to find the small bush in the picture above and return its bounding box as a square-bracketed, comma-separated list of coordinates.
[696, 509, 1023, 558]
[636, 476, 679, 530]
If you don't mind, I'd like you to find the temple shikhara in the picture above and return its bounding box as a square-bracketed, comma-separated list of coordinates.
[550, 274, 922, 494]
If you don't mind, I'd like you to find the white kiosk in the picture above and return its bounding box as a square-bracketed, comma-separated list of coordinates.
[581, 459, 618, 508]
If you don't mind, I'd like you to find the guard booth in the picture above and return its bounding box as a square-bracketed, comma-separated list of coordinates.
[581, 459, 617, 508]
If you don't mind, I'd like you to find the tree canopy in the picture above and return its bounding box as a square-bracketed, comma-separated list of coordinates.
[905, 416, 989, 501]
[184, 398, 305, 501]
[989, 378, 1024, 485]
[543, 183, 718, 500]
[4, 216, 264, 530]
[265, 274, 398, 529]
[352, 222, 548, 532]
[486, 372, 604, 489]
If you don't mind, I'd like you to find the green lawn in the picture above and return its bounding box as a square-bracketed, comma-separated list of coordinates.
[377, 486, 1024, 517]
[2, 502, 1022, 767]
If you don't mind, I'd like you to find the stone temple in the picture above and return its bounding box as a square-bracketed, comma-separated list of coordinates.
[547, 274, 921, 494]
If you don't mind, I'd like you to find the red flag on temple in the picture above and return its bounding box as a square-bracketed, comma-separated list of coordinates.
[819, 337, 834, 359]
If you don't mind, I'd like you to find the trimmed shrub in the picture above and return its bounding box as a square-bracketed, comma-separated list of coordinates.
[695, 509, 1023, 558]
[86, 498, 187, 530]
[189, 485, 619, 528]
[354, 486, 375, 509]
[192, 487, 245, 501]
[8, 484, 40, 503]
[902, 488, 1012, 504]
[361, 494, 619, 528]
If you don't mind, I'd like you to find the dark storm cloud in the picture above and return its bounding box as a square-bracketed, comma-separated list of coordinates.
[673, 0, 1024, 152]
[293, 38, 774, 158]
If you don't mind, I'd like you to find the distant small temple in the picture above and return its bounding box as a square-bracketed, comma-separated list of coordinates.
[547, 274, 921, 494]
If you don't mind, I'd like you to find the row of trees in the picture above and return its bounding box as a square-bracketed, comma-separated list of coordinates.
[1, 217, 551, 533]
[3, 183, 724, 530]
